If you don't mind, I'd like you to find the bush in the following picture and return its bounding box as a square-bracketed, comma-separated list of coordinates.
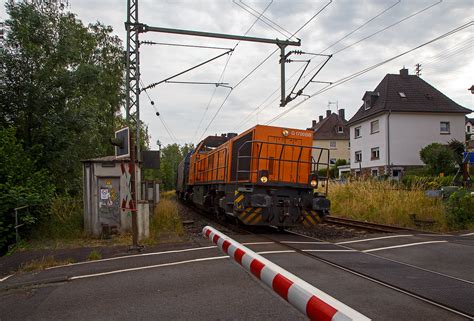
[401, 175, 454, 189]
[419, 143, 456, 175]
[0, 127, 54, 254]
[446, 189, 474, 229]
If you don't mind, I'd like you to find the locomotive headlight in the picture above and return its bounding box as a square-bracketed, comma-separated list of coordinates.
[310, 179, 317, 187]
[259, 170, 269, 184]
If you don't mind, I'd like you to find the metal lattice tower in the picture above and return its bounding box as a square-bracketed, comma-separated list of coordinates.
[125, 0, 141, 158]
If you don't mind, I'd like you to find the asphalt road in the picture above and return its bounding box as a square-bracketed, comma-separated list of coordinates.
[1, 231, 473, 320]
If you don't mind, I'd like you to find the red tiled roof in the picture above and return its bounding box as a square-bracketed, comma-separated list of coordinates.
[347, 71, 472, 126]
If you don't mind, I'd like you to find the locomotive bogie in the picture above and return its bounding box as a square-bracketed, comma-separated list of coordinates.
[176, 125, 331, 228]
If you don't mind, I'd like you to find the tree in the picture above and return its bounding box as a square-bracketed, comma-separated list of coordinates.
[0, 127, 54, 253]
[0, 2, 125, 194]
[419, 143, 456, 175]
[145, 143, 194, 190]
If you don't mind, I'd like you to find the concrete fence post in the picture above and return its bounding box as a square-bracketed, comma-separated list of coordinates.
[203, 226, 370, 321]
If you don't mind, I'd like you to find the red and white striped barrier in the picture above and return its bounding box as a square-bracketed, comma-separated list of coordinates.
[203, 226, 370, 321]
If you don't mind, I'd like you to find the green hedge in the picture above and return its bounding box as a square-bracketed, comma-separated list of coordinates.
[446, 189, 474, 229]
[401, 175, 454, 189]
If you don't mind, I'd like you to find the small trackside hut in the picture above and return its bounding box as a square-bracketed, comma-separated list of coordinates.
[176, 125, 331, 228]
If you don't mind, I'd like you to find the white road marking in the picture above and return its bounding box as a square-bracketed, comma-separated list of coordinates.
[460, 232, 474, 237]
[0, 274, 13, 282]
[69, 256, 228, 280]
[363, 241, 448, 253]
[303, 249, 356, 252]
[68, 250, 303, 280]
[47, 246, 218, 270]
[336, 234, 413, 245]
[241, 241, 275, 245]
[48, 243, 286, 271]
[257, 250, 295, 255]
[280, 241, 329, 244]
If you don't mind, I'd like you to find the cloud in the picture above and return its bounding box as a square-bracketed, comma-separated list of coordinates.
[1, 0, 472, 147]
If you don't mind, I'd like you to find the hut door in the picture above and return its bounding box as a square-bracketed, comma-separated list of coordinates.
[98, 177, 121, 229]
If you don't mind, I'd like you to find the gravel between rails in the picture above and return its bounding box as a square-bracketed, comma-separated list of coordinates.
[175, 199, 380, 242]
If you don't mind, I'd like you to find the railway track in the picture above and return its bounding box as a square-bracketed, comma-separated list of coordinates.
[323, 216, 428, 234]
[257, 229, 473, 320]
[183, 203, 472, 319]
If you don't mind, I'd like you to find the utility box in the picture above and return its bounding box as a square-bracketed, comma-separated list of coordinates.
[82, 156, 140, 237]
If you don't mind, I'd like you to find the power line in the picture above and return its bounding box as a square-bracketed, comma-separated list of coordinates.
[422, 37, 474, 66]
[303, 0, 442, 80]
[332, 0, 442, 55]
[235, 0, 404, 130]
[319, 0, 401, 53]
[192, 0, 273, 143]
[233, 0, 294, 40]
[264, 21, 473, 125]
[198, 0, 332, 142]
[140, 80, 179, 144]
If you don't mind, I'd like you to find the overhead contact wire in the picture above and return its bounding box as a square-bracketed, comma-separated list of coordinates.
[265, 21, 473, 125]
[233, 0, 294, 40]
[192, 0, 274, 143]
[199, 0, 333, 141]
[140, 79, 179, 144]
[236, 0, 400, 130]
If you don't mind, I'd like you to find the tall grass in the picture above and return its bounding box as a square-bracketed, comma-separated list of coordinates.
[33, 195, 84, 240]
[328, 180, 448, 231]
[147, 196, 184, 244]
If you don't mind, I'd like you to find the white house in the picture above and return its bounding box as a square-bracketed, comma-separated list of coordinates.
[347, 68, 472, 178]
[466, 117, 474, 140]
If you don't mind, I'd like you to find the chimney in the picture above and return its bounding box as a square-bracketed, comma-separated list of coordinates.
[319, 115, 323, 122]
[400, 67, 409, 78]
[312, 120, 316, 128]
[326, 110, 331, 118]
[338, 108, 345, 120]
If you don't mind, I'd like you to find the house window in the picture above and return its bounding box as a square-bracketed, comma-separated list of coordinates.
[371, 169, 379, 177]
[468, 125, 471, 133]
[364, 100, 370, 110]
[371, 147, 380, 160]
[355, 151, 362, 163]
[440, 121, 450, 134]
[330, 141, 336, 148]
[398, 92, 407, 98]
[370, 120, 379, 134]
[338, 126, 344, 133]
[354, 126, 361, 138]
[330, 158, 337, 165]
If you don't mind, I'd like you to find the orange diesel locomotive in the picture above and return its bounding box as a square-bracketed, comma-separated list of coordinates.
[176, 125, 330, 227]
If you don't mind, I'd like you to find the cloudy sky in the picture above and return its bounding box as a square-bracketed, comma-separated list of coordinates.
[2, 0, 473, 148]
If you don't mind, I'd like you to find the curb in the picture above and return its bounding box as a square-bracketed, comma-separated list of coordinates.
[0, 275, 69, 291]
[203, 226, 370, 321]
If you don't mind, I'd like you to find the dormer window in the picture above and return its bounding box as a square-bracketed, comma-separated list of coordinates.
[338, 126, 344, 133]
[362, 91, 379, 110]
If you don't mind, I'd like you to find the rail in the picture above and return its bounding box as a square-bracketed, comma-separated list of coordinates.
[324, 216, 428, 234]
[236, 140, 330, 194]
